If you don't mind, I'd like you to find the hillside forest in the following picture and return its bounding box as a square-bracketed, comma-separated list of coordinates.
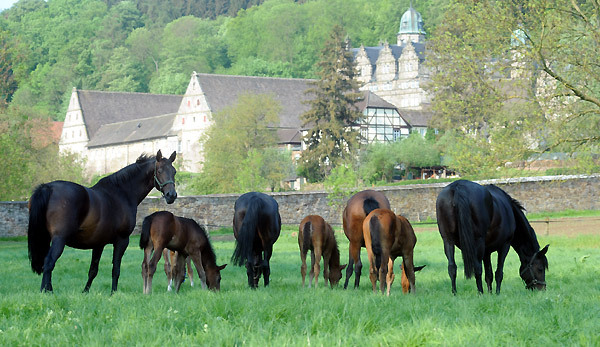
[0, 0, 599, 200]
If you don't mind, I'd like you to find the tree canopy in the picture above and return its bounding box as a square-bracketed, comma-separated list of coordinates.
[194, 92, 292, 193]
[298, 25, 363, 182]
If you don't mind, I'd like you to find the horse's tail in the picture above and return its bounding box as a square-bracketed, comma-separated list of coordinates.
[139, 213, 154, 250]
[369, 216, 382, 270]
[28, 184, 52, 274]
[302, 220, 312, 254]
[363, 197, 380, 216]
[232, 199, 263, 267]
[453, 187, 478, 279]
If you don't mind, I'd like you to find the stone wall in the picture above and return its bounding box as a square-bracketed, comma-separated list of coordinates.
[2, 174, 599, 237]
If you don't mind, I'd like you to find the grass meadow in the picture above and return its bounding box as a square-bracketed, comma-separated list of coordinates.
[0, 220, 599, 346]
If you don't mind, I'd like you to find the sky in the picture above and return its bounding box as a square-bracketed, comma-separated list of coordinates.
[0, 0, 18, 11]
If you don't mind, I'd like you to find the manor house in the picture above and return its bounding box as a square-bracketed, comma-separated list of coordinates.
[58, 4, 431, 178]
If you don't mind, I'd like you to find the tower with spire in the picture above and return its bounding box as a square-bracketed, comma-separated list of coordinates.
[351, 1, 431, 134]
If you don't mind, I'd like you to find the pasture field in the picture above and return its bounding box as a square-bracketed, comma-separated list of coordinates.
[0, 217, 599, 346]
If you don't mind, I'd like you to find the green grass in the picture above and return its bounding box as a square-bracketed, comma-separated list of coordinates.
[1, 225, 599, 345]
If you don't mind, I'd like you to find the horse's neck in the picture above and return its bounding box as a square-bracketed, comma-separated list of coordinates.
[511, 218, 540, 262]
[122, 162, 155, 205]
[328, 244, 341, 269]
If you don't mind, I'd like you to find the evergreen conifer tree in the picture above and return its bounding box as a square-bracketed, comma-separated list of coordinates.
[299, 25, 363, 182]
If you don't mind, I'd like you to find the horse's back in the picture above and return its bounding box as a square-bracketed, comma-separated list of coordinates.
[392, 214, 417, 258]
[299, 215, 332, 253]
[234, 191, 281, 242]
[363, 209, 396, 252]
[436, 180, 493, 241]
[343, 190, 390, 242]
[39, 181, 90, 232]
[485, 185, 519, 248]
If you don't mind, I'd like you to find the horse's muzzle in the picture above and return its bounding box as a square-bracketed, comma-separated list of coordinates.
[164, 190, 177, 204]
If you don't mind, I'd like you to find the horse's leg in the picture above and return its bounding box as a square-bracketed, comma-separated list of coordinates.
[141, 246, 153, 294]
[443, 241, 458, 295]
[483, 252, 493, 293]
[263, 244, 273, 287]
[41, 236, 67, 293]
[186, 257, 194, 287]
[365, 240, 378, 293]
[322, 251, 332, 288]
[403, 254, 416, 294]
[312, 249, 321, 288]
[494, 244, 511, 294]
[343, 252, 355, 289]
[172, 253, 186, 293]
[474, 244, 485, 294]
[348, 242, 362, 289]
[110, 237, 130, 294]
[379, 251, 390, 295]
[386, 258, 395, 296]
[163, 249, 173, 291]
[245, 251, 258, 289]
[189, 252, 208, 290]
[300, 249, 308, 287]
[145, 245, 164, 295]
[83, 246, 105, 293]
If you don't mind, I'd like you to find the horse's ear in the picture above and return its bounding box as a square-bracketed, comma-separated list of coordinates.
[169, 151, 177, 162]
[539, 244, 549, 256]
[340, 264, 347, 271]
[414, 265, 427, 272]
[156, 150, 163, 161]
[218, 264, 228, 271]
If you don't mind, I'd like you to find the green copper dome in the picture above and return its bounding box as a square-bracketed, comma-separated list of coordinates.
[398, 4, 426, 35]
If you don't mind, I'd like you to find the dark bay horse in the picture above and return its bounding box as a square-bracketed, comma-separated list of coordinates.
[436, 180, 549, 294]
[298, 215, 346, 288]
[140, 211, 226, 293]
[232, 192, 281, 288]
[163, 249, 194, 291]
[28, 150, 177, 293]
[362, 209, 418, 295]
[342, 190, 390, 289]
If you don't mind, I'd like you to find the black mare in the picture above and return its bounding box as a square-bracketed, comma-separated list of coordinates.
[27, 150, 177, 293]
[231, 192, 281, 288]
[436, 180, 549, 294]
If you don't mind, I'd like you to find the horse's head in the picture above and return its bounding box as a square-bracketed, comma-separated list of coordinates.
[206, 264, 227, 291]
[154, 150, 178, 204]
[328, 263, 347, 287]
[520, 244, 549, 290]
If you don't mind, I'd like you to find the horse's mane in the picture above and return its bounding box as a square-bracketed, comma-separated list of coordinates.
[94, 154, 155, 188]
[184, 217, 217, 264]
[488, 184, 538, 243]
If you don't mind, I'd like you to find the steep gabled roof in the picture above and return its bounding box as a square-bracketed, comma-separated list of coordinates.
[194, 73, 314, 130]
[87, 113, 178, 148]
[351, 42, 426, 67]
[356, 91, 398, 110]
[398, 108, 433, 127]
[77, 90, 181, 141]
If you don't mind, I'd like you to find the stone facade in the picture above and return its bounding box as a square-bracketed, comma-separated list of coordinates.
[2, 175, 599, 237]
[352, 4, 430, 118]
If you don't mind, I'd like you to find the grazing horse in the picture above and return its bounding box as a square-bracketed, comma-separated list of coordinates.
[28, 150, 177, 293]
[436, 180, 549, 294]
[362, 209, 418, 295]
[162, 249, 194, 291]
[298, 215, 347, 288]
[140, 211, 226, 293]
[232, 192, 281, 288]
[342, 190, 390, 289]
